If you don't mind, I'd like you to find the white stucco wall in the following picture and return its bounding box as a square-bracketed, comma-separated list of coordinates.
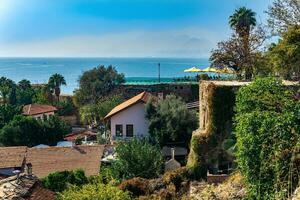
[32, 112, 55, 120]
[110, 102, 149, 139]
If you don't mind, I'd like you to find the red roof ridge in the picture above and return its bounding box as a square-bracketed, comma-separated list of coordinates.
[23, 104, 57, 116]
[104, 91, 152, 119]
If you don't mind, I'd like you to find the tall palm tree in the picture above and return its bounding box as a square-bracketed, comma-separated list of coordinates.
[48, 73, 66, 103]
[229, 7, 256, 80]
[229, 7, 256, 37]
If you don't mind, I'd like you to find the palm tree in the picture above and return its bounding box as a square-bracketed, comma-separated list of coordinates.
[229, 7, 256, 80]
[229, 7, 256, 37]
[48, 73, 66, 103]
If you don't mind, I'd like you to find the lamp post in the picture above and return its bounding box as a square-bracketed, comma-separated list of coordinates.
[158, 63, 161, 83]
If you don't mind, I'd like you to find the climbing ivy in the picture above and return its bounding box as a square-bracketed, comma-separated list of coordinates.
[235, 77, 300, 199]
[187, 82, 236, 179]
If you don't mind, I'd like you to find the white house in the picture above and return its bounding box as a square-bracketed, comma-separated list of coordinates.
[104, 91, 153, 141]
[23, 104, 57, 120]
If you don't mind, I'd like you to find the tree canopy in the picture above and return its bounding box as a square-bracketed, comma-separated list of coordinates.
[267, 26, 300, 80]
[48, 73, 66, 102]
[42, 169, 88, 192]
[145, 95, 198, 147]
[79, 94, 123, 126]
[111, 139, 164, 180]
[267, 0, 300, 35]
[74, 65, 125, 107]
[0, 115, 70, 147]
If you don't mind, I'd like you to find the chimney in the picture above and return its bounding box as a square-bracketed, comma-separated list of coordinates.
[25, 163, 33, 176]
[171, 148, 175, 160]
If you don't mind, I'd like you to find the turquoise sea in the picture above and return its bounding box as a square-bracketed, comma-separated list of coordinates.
[0, 57, 209, 94]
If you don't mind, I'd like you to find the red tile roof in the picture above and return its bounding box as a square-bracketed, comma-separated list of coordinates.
[23, 104, 57, 116]
[0, 145, 104, 178]
[64, 130, 97, 142]
[0, 146, 27, 168]
[27, 145, 104, 177]
[104, 91, 152, 119]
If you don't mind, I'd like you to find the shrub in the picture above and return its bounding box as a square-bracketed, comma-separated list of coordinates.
[111, 139, 164, 180]
[162, 167, 189, 191]
[58, 182, 132, 200]
[235, 77, 300, 199]
[119, 177, 149, 197]
[42, 169, 88, 192]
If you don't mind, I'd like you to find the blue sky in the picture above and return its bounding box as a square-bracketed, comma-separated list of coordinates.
[0, 0, 272, 58]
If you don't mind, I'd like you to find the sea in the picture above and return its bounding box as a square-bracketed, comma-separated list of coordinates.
[0, 57, 209, 94]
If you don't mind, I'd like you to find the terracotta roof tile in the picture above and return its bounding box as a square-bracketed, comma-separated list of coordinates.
[23, 104, 57, 116]
[25, 182, 55, 200]
[104, 91, 152, 119]
[27, 145, 104, 177]
[0, 146, 27, 168]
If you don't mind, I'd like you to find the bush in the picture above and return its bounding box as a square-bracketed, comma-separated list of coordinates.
[58, 182, 132, 200]
[42, 169, 88, 192]
[111, 139, 164, 180]
[162, 167, 188, 190]
[235, 77, 300, 199]
[119, 177, 149, 197]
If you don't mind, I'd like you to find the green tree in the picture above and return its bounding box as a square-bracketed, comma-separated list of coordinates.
[0, 77, 17, 105]
[111, 139, 164, 180]
[235, 77, 300, 199]
[267, 0, 300, 35]
[42, 169, 88, 192]
[79, 94, 123, 126]
[267, 26, 300, 80]
[0, 115, 70, 147]
[228, 7, 257, 79]
[0, 104, 22, 129]
[229, 7, 257, 37]
[74, 65, 125, 107]
[58, 182, 132, 200]
[48, 73, 66, 103]
[145, 95, 198, 147]
[16, 79, 35, 105]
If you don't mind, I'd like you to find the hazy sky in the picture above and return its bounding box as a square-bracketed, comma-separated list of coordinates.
[0, 0, 272, 58]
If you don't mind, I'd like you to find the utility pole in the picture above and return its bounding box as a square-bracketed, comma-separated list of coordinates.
[158, 63, 161, 83]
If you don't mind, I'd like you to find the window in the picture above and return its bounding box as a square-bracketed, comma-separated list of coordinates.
[115, 124, 123, 137]
[126, 124, 134, 137]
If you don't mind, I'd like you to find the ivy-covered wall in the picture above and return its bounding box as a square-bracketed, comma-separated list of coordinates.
[187, 81, 237, 180]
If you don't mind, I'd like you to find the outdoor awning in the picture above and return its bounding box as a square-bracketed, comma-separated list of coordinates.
[184, 66, 202, 73]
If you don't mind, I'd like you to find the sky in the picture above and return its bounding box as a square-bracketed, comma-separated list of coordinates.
[0, 0, 273, 58]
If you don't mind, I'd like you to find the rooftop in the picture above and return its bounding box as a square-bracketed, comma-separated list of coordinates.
[0, 145, 104, 178]
[0, 174, 55, 200]
[23, 104, 57, 116]
[104, 91, 152, 119]
[0, 146, 27, 169]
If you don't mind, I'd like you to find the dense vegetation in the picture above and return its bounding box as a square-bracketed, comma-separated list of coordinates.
[146, 95, 198, 147]
[110, 139, 164, 180]
[235, 78, 300, 199]
[58, 181, 132, 200]
[0, 115, 70, 147]
[42, 169, 88, 192]
[73, 65, 125, 107]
